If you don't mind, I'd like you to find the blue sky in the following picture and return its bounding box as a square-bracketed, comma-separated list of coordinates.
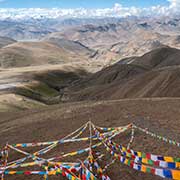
[0, 0, 170, 8]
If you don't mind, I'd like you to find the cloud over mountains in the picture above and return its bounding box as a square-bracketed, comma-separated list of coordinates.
[0, 1, 180, 20]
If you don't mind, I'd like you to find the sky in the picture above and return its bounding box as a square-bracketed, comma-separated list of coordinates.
[0, 0, 170, 8]
[0, 0, 179, 19]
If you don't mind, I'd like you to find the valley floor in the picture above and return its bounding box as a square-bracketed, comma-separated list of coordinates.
[0, 63, 99, 111]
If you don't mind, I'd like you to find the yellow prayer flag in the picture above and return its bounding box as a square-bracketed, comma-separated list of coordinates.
[172, 170, 180, 180]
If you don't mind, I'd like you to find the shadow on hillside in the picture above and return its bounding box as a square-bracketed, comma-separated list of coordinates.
[14, 68, 91, 105]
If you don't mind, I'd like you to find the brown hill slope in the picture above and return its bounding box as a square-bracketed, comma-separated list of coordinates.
[68, 63, 147, 91]
[132, 46, 180, 69]
[106, 66, 180, 99]
[0, 41, 93, 68]
[65, 47, 180, 101]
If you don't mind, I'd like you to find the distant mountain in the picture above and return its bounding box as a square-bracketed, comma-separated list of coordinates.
[43, 37, 95, 57]
[46, 16, 180, 46]
[44, 17, 180, 64]
[0, 18, 121, 40]
[1, 16, 180, 67]
[0, 36, 16, 48]
[0, 20, 56, 40]
[0, 16, 180, 41]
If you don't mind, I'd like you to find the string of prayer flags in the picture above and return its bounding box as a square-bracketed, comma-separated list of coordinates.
[1, 121, 180, 180]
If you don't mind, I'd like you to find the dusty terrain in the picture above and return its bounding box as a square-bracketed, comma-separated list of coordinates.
[0, 98, 180, 180]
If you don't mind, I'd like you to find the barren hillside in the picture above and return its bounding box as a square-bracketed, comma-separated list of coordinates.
[0, 98, 180, 180]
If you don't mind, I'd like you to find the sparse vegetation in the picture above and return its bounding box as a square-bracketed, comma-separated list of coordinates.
[16, 82, 60, 104]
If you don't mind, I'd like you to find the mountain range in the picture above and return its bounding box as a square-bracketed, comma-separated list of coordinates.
[0, 16, 180, 68]
[1, 14, 180, 180]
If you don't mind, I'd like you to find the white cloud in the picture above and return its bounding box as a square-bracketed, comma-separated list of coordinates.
[168, 0, 180, 8]
[0, 1, 179, 20]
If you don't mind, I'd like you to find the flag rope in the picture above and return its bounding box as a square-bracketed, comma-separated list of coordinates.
[0, 122, 180, 180]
